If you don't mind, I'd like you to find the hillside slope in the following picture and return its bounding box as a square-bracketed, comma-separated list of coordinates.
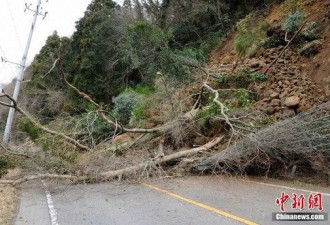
[208, 0, 329, 120]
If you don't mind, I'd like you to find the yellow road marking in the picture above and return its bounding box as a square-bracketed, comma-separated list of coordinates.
[141, 182, 259, 225]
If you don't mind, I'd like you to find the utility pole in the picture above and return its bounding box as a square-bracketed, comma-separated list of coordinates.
[3, 0, 47, 142]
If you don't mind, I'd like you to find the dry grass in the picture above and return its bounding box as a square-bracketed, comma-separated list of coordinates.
[0, 184, 18, 225]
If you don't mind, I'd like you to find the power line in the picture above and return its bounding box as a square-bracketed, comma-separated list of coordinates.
[6, 0, 24, 52]
[0, 45, 17, 77]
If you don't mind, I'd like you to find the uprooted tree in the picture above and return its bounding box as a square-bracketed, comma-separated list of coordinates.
[195, 101, 330, 177]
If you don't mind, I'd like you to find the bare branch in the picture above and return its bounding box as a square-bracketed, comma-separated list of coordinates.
[0, 90, 91, 151]
[0, 174, 87, 186]
[202, 83, 235, 133]
[41, 58, 59, 79]
[0, 141, 30, 158]
[100, 136, 224, 180]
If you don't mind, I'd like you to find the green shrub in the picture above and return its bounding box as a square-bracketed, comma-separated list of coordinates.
[180, 47, 206, 63]
[232, 69, 267, 88]
[249, 72, 268, 82]
[264, 34, 283, 48]
[41, 137, 78, 165]
[282, 11, 305, 33]
[134, 85, 154, 95]
[0, 156, 15, 177]
[200, 31, 225, 56]
[113, 91, 138, 125]
[77, 112, 114, 143]
[234, 33, 254, 56]
[130, 103, 148, 126]
[196, 103, 219, 120]
[217, 75, 228, 84]
[231, 90, 251, 107]
[302, 21, 320, 41]
[234, 15, 268, 56]
[18, 118, 42, 141]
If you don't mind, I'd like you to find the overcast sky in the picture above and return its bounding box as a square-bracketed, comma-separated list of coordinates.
[0, 0, 124, 87]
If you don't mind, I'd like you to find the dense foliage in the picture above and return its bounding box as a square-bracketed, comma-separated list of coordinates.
[26, 0, 279, 122]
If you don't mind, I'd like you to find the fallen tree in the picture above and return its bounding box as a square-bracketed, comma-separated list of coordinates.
[195, 101, 330, 177]
[0, 136, 223, 186]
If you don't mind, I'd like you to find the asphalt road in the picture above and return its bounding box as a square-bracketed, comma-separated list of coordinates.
[14, 176, 330, 225]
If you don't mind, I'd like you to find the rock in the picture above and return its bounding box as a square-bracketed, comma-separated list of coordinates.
[274, 106, 281, 112]
[247, 44, 259, 57]
[270, 76, 276, 83]
[270, 92, 280, 99]
[282, 108, 296, 118]
[269, 68, 276, 76]
[298, 103, 312, 112]
[266, 107, 275, 115]
[270, 83, 277, 89]
[283, 79, 290, 85]
[284, 55, 291, 60]
[249, 59, 260, 68]
[270, 99, 281, 107]
[298, 40, 323, 56]
[293, 80, 299, 85]
[288, 71, 295, 76]
[284, 96, 300, 107]
[299, 93, 307, 98]
[261, 98, 270, 103]
[280, 91, 289, 99]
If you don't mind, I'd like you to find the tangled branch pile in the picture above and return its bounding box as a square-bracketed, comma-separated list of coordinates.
[196, 101, 330, 177]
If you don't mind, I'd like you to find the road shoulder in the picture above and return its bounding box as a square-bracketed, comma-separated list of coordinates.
[0, 184, 18, 225]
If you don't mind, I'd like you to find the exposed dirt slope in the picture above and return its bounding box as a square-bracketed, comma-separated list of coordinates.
[207, 0, 330, 120]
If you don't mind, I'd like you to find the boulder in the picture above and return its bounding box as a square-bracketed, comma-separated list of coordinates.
[284, 96, 300, 107]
